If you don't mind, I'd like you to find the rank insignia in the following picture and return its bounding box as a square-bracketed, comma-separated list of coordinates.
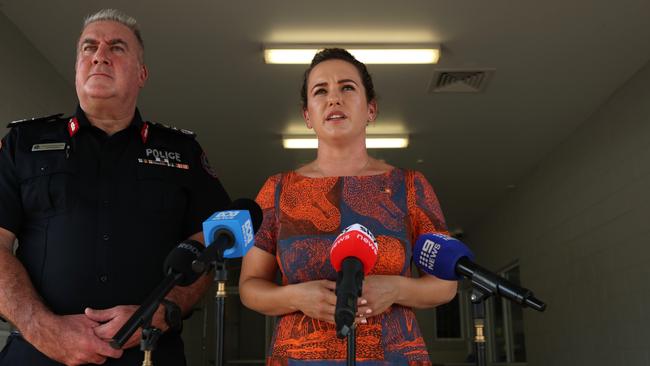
[141, 123, 149, 144]
[137, 158, 189, 170]
[7, 113, 64, 128]
[68, 117, 79, 137]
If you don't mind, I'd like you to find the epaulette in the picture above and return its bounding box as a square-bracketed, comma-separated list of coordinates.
[148, 121, 196, 138]
[7, 113, 66, 128]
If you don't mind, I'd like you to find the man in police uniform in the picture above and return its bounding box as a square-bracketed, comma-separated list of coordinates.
[0, 9, 230, 365]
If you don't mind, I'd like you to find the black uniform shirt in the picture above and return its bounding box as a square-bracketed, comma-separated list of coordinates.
[0, 106, 230, 315]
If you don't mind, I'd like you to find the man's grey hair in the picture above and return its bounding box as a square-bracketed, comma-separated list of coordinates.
[82, 9, 144, 54]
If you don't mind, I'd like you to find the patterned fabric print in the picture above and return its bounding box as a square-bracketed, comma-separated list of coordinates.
[255, 174, 282, 255]
[281, 175, 340, 234]
[254, 169, 447, 365]
[270, 315, 383, 360]
[406, 171, 447, 244]
[269, 360, 433, 366]
[382, 307, 430, 360]
[371, 236, 406, 276]
[278, 237, 337, 284]
[342, 174, 406, 233]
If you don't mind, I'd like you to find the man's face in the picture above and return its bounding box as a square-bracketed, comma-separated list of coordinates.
[75, 20, 147, 106]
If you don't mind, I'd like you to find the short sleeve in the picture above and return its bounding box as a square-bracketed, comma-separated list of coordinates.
[254, 174, 282, 255]
[406, 170, 448, 244]
[182, 140, 231, 238]
[0, 130, 24, 234]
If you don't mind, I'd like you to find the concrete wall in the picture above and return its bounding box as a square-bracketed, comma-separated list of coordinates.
[469, 60, 650, 365]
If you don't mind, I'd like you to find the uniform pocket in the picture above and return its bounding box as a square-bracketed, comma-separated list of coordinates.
[19, 156, 76, 219]
[136, 165, 187, 214]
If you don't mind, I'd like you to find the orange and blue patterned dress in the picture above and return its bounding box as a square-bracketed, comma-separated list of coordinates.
[254, 168, 448, 365]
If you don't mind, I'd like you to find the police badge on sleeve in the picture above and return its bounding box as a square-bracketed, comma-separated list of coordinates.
[201, 151, 219, 178]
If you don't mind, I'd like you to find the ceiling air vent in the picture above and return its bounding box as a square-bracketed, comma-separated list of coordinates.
[428, 69, 494, 93]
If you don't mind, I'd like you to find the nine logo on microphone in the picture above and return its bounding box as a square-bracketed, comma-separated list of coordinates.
[332, 223, 378, 256]
[417, 233, 450, 271]
[418, 239, 442, 271]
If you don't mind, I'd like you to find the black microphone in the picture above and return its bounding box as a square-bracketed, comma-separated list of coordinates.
[413, 233, 546, 311]
[192, 198, 263, 273]
[110, 240, 204, 349]
[329, 224, 379, 338]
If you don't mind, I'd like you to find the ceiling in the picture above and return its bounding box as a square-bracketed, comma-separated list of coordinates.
[2, 0, 650, 234]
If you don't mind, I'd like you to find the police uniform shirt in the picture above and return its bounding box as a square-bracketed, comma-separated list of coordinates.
[0, 106, 231, 316]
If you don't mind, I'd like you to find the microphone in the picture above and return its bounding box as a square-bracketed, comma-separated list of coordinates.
[110, 240, 204, 349]
[413, 233, 546, 312]
[192, 198, 263, 273]
[329, 223, 378, 338]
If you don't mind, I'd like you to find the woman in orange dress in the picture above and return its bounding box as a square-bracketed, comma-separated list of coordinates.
[239, 48, 458, 365]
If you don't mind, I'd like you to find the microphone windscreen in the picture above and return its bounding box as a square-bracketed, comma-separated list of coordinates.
[413, 234, 474, 280]
[164, 240, 204, 286]
[202, 198, 262, 259]
[228, 198, 263, 233]
[330, 224, 378, 275]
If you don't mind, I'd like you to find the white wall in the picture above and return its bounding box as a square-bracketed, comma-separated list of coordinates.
[469, 60, 650, 365]
[0, 10, 75, 347]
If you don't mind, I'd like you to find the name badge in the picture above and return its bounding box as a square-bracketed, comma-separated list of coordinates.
[32, 142, 67, 152]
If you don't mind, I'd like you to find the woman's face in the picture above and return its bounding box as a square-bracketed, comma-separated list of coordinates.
[303, 59, 377, 144]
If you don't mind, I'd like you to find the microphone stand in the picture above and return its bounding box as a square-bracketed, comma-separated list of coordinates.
[110, 274, 181, 366]
[139, 315, 162, 366]
[191, 233, 236, 366]
[347, 326, 356, 366]
[192, 231, 234, 366]
[469, 288, 489, 366]
[467, 283, 546, 366]
[212, 251, 228, 366]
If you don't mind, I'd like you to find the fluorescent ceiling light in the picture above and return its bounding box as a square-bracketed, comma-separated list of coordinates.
[283, 137, 319, 149]
[366, 137, 409, 148]
[264, 46, 440, 64]
[283, 135, 409, 149]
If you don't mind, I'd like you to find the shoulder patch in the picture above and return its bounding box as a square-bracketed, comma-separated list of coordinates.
[148, 121, 196, 138]
[201, 151, 219, 179]
[7, 113, 66, 128]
